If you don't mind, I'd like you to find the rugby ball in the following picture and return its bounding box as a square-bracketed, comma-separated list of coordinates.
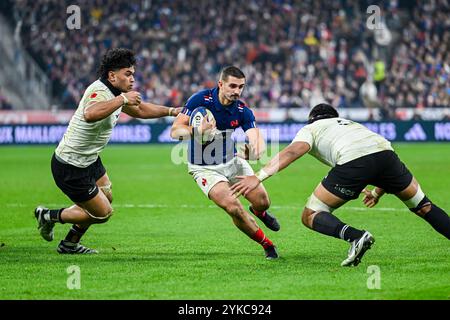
[189, 107, 216, 144]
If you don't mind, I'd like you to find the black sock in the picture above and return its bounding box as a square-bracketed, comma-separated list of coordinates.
[312, 211, 364, 242]
[47, 208, 65, 224]
[422, 205, 450, 240]
[64, 225, 89, 243]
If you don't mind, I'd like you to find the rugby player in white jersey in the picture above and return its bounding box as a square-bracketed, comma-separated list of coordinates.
[231, 103, 449, 266]
[34, 48, 181, 254]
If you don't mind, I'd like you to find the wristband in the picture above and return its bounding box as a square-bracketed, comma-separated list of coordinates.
[255, 169, 270, 182]
[371, 189, 380, 199]
[168, 107, 175, 116]
[120, 93, 128, 106]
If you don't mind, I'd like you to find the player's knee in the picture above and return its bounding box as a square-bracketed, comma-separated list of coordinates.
[87, 206, 114, 224]
[252, 194, 271, 212]
[301, 208, 315, 227]
[96, 212, 112, 224]
[225, 204, 242, 216]
[224, 202, 244, 218]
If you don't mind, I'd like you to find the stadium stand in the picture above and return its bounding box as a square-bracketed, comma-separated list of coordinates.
[0, 12, 51, 110]
[0, 0, 448, 119]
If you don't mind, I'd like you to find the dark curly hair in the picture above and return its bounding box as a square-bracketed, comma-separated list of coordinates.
[308, 103, 339, 124]
[97, 48, 136, 79]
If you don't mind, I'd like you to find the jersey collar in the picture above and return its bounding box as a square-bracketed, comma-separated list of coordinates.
[100, 77, 123, 97]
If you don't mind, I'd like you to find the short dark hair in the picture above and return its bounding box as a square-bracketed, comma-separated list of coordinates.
[308, 103, 339, 124]
[219, 66, 245, 81]
[97, 48, 136, 79]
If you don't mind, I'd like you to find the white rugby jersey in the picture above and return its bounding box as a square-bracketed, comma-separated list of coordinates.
[292, 117, 393, 167]
[55, 80, 122, 168]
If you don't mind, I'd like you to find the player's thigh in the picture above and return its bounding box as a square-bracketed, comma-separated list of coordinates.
[229, 157, 254, 184]
[321, 158, 371, 201]
[51, 154, 102, 204]
[96, 172, 111, 187]
[77, 190, 112, 218]
[96, 172, 113, 202]
[190, 166, 228, 198]
[312, 182, 348, 210]
[372, 150, 413, 196]
[227, 157, 269, 205]
[93, 157, 110, 189]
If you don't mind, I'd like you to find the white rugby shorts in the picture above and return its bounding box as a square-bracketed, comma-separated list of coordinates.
[188, 157, 254, 197]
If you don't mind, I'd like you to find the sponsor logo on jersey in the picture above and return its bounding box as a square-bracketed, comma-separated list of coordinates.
[334, 185, 355, 197]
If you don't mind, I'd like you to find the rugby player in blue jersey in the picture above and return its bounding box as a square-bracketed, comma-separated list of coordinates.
[171, 66, 279, 260]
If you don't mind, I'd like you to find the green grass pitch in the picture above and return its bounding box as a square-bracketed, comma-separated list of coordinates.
[0, 143, 449, 299]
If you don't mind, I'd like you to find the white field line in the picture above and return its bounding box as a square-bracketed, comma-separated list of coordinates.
[3, 203, 409, 212]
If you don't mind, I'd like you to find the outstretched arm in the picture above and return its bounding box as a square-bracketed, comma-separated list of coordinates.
[84, 91, 141, 123]
[122, 101, 181, 119]
[231, 141, 310, 197]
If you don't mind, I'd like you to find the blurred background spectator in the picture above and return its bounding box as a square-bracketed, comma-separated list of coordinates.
[0, 0, 448, 119]
[0, 87, 13, 110]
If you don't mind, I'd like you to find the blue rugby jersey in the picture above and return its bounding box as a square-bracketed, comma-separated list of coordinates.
[181, 87, 256, 165]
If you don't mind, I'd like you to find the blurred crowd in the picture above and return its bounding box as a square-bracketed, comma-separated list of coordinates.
[380, 1, 449, 116]
[0, 87, 13, 110]
[1, 0, 449, 116]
